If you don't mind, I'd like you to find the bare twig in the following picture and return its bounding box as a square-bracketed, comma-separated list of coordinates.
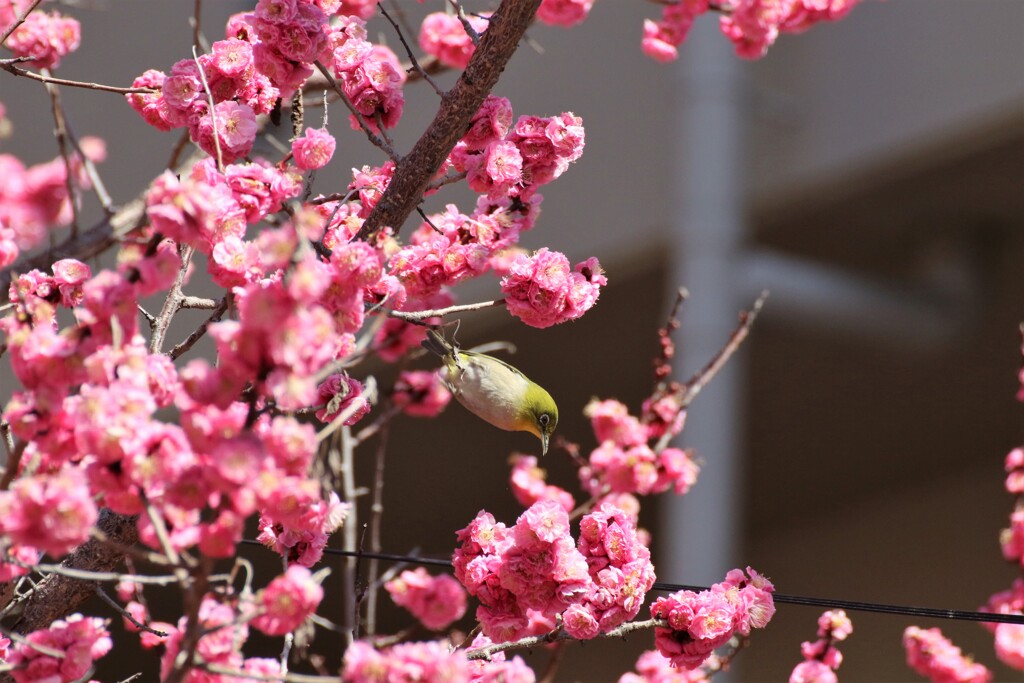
[0, 0, 44, 45]
[364, 425, 389, 636]
[378, 4, 444, 96]
[149, 244, 196, 354]
[680, 290, 768, 409]
[93, 585, 169, 637]
[447, 0, 481, 46]
[42, 68, 80, 236]
[465, 618, 669, 660]
[169, 295, 229, 360]
[0, 441, 25, 490]
[338, 427, 358, 646]
[654, 291, 768, 452]
[384, 298, 505, 324]
[0, 61, 157, 94]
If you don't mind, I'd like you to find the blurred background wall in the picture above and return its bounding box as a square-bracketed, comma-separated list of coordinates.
[2, 1, 1024, 680]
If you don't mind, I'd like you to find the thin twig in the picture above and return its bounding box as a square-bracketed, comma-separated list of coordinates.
[378, 3, 444, 96]
[93, 585, 169, 637]
[338, 427, 358, 646]
[192, 46, 223, 171]
[384, 298, 504, 324]
[0, 441, 25, 490]
[447, 0, 481, 45]
[149, 244, 196, 354]
[312, 60, 398, 161]
[364, 425, 389, 636]
[654, 291, 767, 452]
[0, 61, 157, 94]
[465, 618, 669, 660]
[0, 0, 44, 45]
[425, 170, 467, 191]
[169, 295, 229, 360]
[179, 296, 219, 310]
[680, 290, 767, 408]
[42, 68, 80, 236]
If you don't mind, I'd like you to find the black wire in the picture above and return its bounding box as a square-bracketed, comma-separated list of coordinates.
[239, 541, 1024, 626]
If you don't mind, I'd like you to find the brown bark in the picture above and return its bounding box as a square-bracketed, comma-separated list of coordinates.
[8, 510, 139, 633]
[356, 0, 543, 242]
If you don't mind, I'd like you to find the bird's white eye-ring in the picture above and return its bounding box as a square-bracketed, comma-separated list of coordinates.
[539, 413, 551, 427]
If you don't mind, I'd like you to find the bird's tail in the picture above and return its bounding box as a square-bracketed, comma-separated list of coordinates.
[422, 329, 454, 358]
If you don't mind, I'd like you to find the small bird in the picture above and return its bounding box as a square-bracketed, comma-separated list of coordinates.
[422, 329, 558, 455]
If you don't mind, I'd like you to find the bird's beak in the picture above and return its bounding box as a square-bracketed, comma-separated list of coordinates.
[541, 433, 549, 457]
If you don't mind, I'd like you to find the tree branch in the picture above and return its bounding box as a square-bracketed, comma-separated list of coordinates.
[355, 0, 543, 241]
[8, 510, 139, 634]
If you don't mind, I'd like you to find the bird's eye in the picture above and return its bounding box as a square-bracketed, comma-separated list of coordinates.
[539, 413, 550, 427]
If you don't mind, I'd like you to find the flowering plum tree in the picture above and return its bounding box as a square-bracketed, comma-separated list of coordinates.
[7, 1, 1014, 682]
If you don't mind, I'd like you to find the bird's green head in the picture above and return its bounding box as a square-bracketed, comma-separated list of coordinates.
[521, 382, 558, 456]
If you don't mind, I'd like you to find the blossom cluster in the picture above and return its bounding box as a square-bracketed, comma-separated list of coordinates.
[127, 2, 405, 160]
[453, 500, 654, 643]
[0, 138, 105, 267]
[642, 0, 861, 62]
[619, 649, 715, 683]
[501, 248, 605, 328]
[902, 626, 992, 683]
[579, 398, 698, 500]
[0, 0, 81, 69]
[789, 610, 852, 683]
[342, 639, 535, 683]
[650, 568, 776, 670]
[6, 614, 111, 683]
[385, 567, 467, 631]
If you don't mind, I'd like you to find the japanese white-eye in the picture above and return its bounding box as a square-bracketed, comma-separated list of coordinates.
[422, 329, 558, 455]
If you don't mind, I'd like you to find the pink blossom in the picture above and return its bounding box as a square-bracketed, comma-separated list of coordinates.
[315, 373, 371, 425]
[419, 12, 488, 69]
[293, 126, 337, 170]
[7, 614, 111, 683]
[619, 649, 714, 682]
[509, 454, 575, 513]
[903, 626, 992, 683]
[790, 660, 838, 683]
[462, 96, 514, 151]
[501, 248, 605, 328]
[386, 568, 468, 631]
[4, 8, 81, 70]
[453, 504, 592, 641]
[537, 0, 594, 27]
[160, 596, 248, 679]
[0, 468, 97, 556]
[191, 100, 258, 162]
[466, 140, 524, 198]
[253, 565, 324, 635]
[565, 504, 656, 638]
[995, 623, 1024, 670]
[651, 568, 775, 670]
[508, 112, 584, 196]
[392, 370, 452, 418]
[342, 640, 472, 682]
[641, 1, 709, 63]
[258, 492, 349, 567]
[585, 399, 648, 447]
